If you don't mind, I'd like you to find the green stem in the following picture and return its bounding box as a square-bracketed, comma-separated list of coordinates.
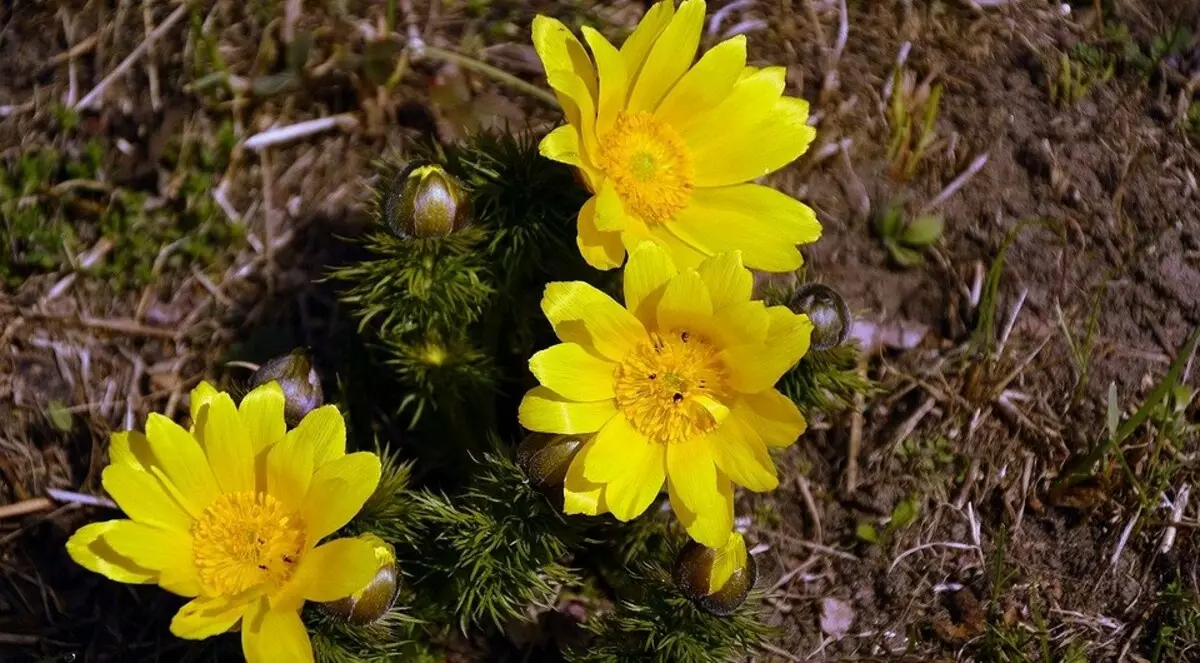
[419, 44, 561, 109]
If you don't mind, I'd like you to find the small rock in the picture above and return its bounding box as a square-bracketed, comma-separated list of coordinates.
[820, 597, 855, 640]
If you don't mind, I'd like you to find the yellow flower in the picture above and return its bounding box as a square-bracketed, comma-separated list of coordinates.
[66, 382, 383, 663]
[533, 0, 821, 273]
[518, 242, 812, 547]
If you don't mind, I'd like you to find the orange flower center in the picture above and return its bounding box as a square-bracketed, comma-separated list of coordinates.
[192, 491, 306, 596]
[612, 330, 730, 444]
[597, 112, 694, 224]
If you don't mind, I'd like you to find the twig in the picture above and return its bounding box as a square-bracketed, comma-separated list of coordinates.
[997, 286, 1028, 356]
[888, 396, 938, 453]
[417, 44, 559, 108]
[889, 541, 978, 573]
[921, 153, 989, 213]
[243, 114, 360, 150]
[47, 488, 117, 509]
[796, 475, 824, 543]
[846, 355, 867, 493]
[1159, 484, 1190, 554]
[1110, 506, 1141, 567]
[0, 498, 53, 521]
[761, 641, 803, 662]
[75, 3, 188, 109]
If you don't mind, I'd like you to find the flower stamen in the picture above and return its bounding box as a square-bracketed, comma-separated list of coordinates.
[613, 331, 729, 444]
[192, 491, 306, 596]
[597, 112, 694, 223]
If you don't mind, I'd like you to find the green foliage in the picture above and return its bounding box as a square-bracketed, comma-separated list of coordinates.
[777, 345, 874, 415]
[0, 126, 242, 289]
[886, 66, 942, 181]
[896, 435, 957, 477]
[856, 494, 921, 546]
[397, 452, 583, 632]
[1145, 579, 1200, 663]
[309, 607, 428, 663]
[1046, 44, 1115, 108]
[874, 202, 944, 267]
[565, 562, 773, 663]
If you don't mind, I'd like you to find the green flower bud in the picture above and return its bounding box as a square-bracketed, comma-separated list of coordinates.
[789, 283, 852, 351]
[674, 533, 757, 616]
[517, 432, 586, 489]
[383, 163, 469, 239]
[249, 348, 323, 428]
[322, 534, 399, 625]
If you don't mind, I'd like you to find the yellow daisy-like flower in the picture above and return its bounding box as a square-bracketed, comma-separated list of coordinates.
[533, 0, 822, 273]
[518, 242, 813, 548]
[66, 381, 383, 663]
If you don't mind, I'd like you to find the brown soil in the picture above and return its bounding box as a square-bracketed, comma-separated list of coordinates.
[3, 1, 1200, 661]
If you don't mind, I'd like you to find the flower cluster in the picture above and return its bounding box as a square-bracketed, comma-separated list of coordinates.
[521, 0, 823, 601]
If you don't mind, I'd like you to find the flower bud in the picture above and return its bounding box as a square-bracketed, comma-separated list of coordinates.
[383, 163, 469, 239]
[322, 534, 399, 625]
[517, 432, 586, 489]
[789, 283, 852, 351]
[674, 533, 757, 616]
[249, 348, 323, 427]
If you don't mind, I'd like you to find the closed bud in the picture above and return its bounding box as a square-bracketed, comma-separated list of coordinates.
[674, 533, 757, 616]
[249, 348, 323, 427]
[517, 432, 586, 489]
[322, 534, 399, 625]
[789, 283, 852, 351]
[383, 163, 469, 239]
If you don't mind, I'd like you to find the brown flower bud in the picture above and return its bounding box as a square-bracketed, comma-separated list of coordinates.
[249, 349, 323, 428]
[383, 163, 469, 239]
[322, 534, 399, 625]
[517, 432, 586, 489]
[674, 533, 757, 616]
[788, 283, 852, 351]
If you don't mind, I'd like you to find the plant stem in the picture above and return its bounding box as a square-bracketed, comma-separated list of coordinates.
[419, 44, 561, 108]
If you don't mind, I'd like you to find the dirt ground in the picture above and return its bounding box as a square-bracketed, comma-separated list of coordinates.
[3, 0, 1200, 661]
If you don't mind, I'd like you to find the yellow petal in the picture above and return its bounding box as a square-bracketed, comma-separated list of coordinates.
[576, 194, 627, 270]
[66, 521, 156, 584]
[541, 281, 648, 361]
[546, 68, 600, 160]
[266, 425, 315, 513]
[667, 185, 821, 272]
[540, 125, 601, 182]
[678, 66, 785, 151]
[696, 251, 752, 310]
[657, 268, 712, 333]
[108, 430, 154, 471]
[582, 414, 650, 484]
[620, 0, 674, 77]
[581, 26, 628, 137]
[593, 179, 628, 232]
[563, 439, 609, 516]
[240, 381, 287, 455]
[708, 532, 748, 594]
[704, 300, 771, 349]
[691, 96, 816, 187]
[241, 598, 314, 663]
[532, 15, 598, 125]
[302, 452, 381, 542]
[623, 241, 678, 325]
[296, 538, 379, 602]
[518, 386, 617, 434]
[102, 520, 200, 596]
[636, 223, 710, 271]
[290, 405, 346, 469]
[626, 0, 706, 114]
[707, 416, 778, 492]
[189, 380, 220, 436]
[202, 393, 254, 494]
[101, 463, 193, 532]
[655, 35, 746, 130]
[529, 343, 616, 402]
[171, 595, 246, 640]
[144, 413, 220, 517]
[722, 307, 813, 393]
[599, 424, 666, 521]
[666, 438, 733, 549]
[736, 390, 807, 448]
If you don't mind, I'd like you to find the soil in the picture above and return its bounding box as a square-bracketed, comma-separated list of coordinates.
[3, 0, 1200, 661]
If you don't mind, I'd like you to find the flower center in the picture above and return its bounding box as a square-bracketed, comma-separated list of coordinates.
[192, 491, 306, 596]
[613, 330, 730, 444]
[597, 112, 694, 224]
